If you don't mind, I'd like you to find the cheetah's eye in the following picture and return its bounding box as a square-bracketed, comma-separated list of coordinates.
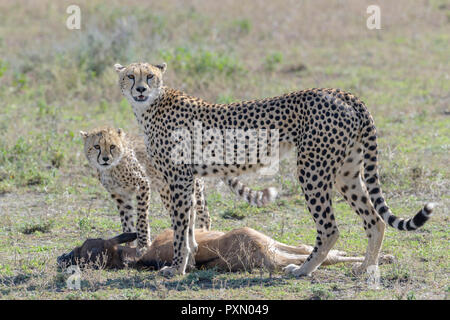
[147, 74, 154, 80]
[110, 145, 116, 150]
[127, 75, 135, 80]
[94, 145, 100, 150]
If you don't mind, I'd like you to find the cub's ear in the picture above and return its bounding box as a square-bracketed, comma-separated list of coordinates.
[114, 63, 125, 73]
[155, 62, 167, 74]
[79, 131, 88, 139]
[117, 128, 124, 137]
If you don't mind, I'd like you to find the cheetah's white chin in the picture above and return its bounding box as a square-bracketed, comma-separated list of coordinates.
[133, 95, 149, 102]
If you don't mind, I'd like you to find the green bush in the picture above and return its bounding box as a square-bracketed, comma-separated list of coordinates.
[19, 219, 54, 234]
[232, 19, 252, 34]
[264, 52, 284, 71]
[159, 47, 244, 78]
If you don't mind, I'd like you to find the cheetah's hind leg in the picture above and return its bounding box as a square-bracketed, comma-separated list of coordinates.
[335, 142, 385, 274]
[284, 164, 340, 277]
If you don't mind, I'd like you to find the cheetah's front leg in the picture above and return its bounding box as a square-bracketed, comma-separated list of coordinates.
[159, 181, 197, 270]
[159, 174, 195, 277]
[160, 179, 210, 231]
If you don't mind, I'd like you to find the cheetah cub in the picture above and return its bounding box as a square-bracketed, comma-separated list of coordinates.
[80, 127, 153, 255]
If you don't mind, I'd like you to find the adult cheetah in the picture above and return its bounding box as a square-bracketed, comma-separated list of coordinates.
[80, 127, 277, 254]
[115, 62, 434, 277]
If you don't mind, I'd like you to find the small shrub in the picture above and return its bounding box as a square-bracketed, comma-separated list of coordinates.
[264, 52, 283, 72]
[26, 173, 46, 186]
[310, 285, 335, 300]
[185, 269, 219, 283]
[407, 291, 416, 300]
[12, 72, 28, 90]
[78, 217, 93, 234]
[207, 191, 223, 205]
[221, 208, 246, 220]
[50, 150, 64, 169]
[383, 264, 411, 284]
[11, 137, 33, 159]
[0, 59, 8, 78]
[97, 100, 109, 114]
[19, 219, 54, 234]
[37, 99, 58, 118]
[232, 19, 252, 34]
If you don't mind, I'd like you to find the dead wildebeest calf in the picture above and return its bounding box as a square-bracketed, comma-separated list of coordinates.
[58, 227, 395, 272]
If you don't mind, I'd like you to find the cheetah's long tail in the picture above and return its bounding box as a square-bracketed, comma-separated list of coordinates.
[360, 114, 434, 231]
[223, 177, 278, 207]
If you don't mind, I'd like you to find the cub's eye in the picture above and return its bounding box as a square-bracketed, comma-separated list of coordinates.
[127, 75, 135, 80]
[147, 74, 154, 80]
[94, 145, 100, 150]
[110, 145, 116, 150]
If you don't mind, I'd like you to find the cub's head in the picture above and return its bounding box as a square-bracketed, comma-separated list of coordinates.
[114, 62, 167, 107]
[80, 127, 126, 171]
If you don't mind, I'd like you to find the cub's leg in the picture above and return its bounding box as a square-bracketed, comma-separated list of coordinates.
[187, 189, 199, 270]
[111, 193, 136, 234]
[134, 180, 152, 252]
[112, 191, 150, 254]
[335, 143, 385, 273]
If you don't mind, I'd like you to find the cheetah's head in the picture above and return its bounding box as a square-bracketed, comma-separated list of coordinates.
[80, 127, 126, 171]
[114, 62, 167, 108]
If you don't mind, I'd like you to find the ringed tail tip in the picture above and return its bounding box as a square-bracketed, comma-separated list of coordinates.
[424, 202, 436, 216]
[262, 187, 278, 204]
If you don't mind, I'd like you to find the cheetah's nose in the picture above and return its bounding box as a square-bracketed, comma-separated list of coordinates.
[102, 156, 110, 162]
[136, 86, 146, 93]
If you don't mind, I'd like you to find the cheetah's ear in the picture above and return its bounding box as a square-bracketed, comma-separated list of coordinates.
[114, 63, 125, 73]
[155, 62, 167, 74]
[79, 131, 88, 139]
[117, 128, 124, 137]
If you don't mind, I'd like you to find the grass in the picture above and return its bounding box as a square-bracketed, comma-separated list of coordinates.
[0, 0, 448, 300]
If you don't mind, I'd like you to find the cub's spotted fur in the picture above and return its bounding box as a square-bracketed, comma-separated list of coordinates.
[115, 62, 434, 277]
[81, 127, 152, 254]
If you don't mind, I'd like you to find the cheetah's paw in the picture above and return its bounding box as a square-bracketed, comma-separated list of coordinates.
[351, 262, 367, 275]
[159, 266, 183, 277]
[135, 246, 149, 259]
[283, 264, 311, 277]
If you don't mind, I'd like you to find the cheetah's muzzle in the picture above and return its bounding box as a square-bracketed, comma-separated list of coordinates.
[133, 95, 148, 102]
